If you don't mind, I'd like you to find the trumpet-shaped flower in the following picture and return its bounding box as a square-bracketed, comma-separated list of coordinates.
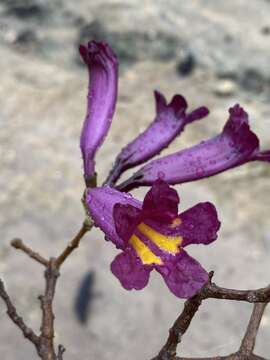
[106, 91, 208, 185]
[79, 41, 118, 182]
[117, 105, 270, 191]
[87, 180, 220, 298]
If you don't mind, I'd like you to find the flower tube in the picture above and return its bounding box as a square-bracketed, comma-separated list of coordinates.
[105, 91, 208, 185]
[118, 104, 270, 191]
[79, 41, 118, 183]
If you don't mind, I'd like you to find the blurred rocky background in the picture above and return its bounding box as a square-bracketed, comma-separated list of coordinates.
[0, 0, 270, 359]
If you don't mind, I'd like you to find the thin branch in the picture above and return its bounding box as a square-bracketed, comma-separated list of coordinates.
[11, 238, 49, 267]
[57, 345, 66, 360]
[201, 283, 270, 303]
[38, 259, 59, 360]
[155, 295, 202, 359]
[152, 274, 270, 360]
[0, 279, 39, 346]
[239, 303, 267, 355]
[55, 220, 93, 268]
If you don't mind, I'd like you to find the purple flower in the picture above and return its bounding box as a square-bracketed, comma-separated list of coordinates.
[117, 104, 270, 191]
[105, 91, 208, 185]
[87, 180, 220, 298]
[79, 41, 118, 183]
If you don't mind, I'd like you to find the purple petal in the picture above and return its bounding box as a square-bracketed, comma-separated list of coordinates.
[111, 248, 152, 290]
[86, 186, 141, 249]
[157, 250, 208, 298]
[180, 202, 220, 247]
[142, 179, 179, 223]
[141, 201, 220, 247]
[118, 104, 263, 191]
[105, 91, 209, 185]
[79, 41, 118, 180]
[113, 204, 141, 243]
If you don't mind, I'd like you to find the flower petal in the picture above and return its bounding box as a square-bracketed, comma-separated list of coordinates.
[79, 41, 118, 180]
[140, 202, 220, 247]
[111, 248, 152, 290]
[113, 203, 141, 243]
[142, 179, 179, 223]
[157, 250, 208, 298]
[86, 186, 141, 249]
[180, 202, 220, 247]
[118, 104, 264, 191]
[105, 91, 208, 185]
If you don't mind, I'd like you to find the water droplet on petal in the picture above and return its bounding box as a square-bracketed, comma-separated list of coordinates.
[195, 166, 205, 177]
[157, 171, 165, 179]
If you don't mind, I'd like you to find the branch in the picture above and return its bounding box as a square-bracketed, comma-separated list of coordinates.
[0, 279, 39, 347]
[152, 274, 270, 360]
[1, 217, 94, 359]
[55, 219, 93, 268]
[57, 345, 66, 360]
[11, 238, 49, 267]
[154, 295, 202, 359]
[38, 259, 59, 360]
[239, 303, 267, 355]
[201, 282, 270, 303]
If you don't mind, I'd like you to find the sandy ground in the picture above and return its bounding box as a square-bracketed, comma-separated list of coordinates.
[0, 1, 270, 359]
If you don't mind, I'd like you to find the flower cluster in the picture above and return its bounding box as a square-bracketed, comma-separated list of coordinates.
[79, 40, 270, 298]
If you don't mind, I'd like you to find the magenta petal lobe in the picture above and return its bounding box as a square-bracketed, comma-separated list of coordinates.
[111, 248, 152, 290]
[80, 41, 118, 179]
[157, 250, 208, 298]
[180, 202, 220, 247]
[142, 179, 179, 222]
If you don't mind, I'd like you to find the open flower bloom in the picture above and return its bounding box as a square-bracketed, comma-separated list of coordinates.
[87, 180, 220, 298]
[117, 105, 270, 192]
[79, 41, 118, 182]
[105, 91, 208, 185]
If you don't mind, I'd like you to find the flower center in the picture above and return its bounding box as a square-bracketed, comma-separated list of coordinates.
[129, 221, 183, 265]
[129, 234, 163, 265]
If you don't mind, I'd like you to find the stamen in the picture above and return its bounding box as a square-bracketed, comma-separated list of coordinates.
[170, 218, 182, 228]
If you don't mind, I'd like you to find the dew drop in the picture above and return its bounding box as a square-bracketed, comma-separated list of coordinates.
[195, 166, 205, 177]
[157, 171, 165, 179]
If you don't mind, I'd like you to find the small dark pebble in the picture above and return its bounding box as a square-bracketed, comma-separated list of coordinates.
[176, 52, 196, 77]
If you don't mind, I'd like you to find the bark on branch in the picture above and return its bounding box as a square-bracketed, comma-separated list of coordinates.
[0, 220, 91, 359]
[153, 274, 269, 360]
